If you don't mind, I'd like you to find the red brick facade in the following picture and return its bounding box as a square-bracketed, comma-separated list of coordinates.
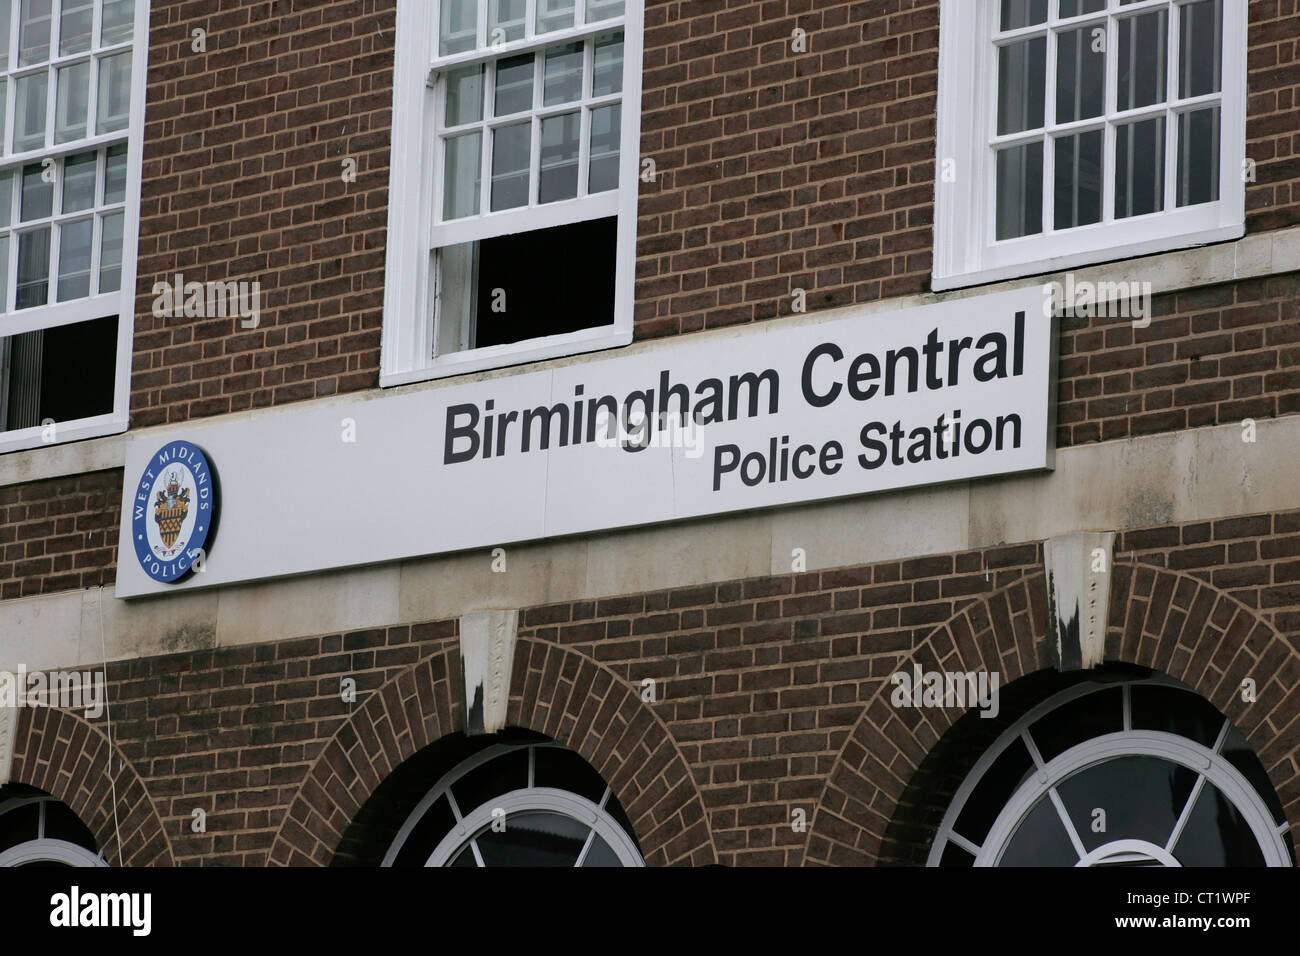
[8, 510, 1299, 865]
[124, 0, 1300, 427]
[2, 0, 1298, 870]
[0, 470, 120, 600]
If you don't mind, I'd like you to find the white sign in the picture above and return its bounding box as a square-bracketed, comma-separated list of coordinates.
[117, 287, 1055, 597]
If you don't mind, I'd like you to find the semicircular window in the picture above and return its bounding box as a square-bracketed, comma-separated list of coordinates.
[0, 784, 107, 867]
[383, 741, 642, 867]
[928, 679, 1293, 867]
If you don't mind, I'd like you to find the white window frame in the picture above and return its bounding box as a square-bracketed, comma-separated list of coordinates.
[0, 0, 147, 454]
[933, 0, 1247, 292]
[381, 740, 644, 867]
[927, 677, 1293, 867]
[381, 0, 643, 387]
[0, 792, 109, 867]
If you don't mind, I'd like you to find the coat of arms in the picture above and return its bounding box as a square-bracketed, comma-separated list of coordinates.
[153, 470, 191, 549]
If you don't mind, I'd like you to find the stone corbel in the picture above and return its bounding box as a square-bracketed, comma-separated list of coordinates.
[459, 609, 519, 736]
[1044, 531, 1116, 671]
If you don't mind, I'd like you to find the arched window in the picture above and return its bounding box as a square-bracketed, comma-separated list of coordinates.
[383, 740, 642, 867]
[929, 677, 1293, 867]
[0, 784, 107, 867]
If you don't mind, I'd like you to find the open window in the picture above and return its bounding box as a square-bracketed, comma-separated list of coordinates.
[0, 0, 145, 453]
[382, 0, 643, 386]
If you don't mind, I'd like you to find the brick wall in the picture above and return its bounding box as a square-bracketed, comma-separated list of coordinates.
[0, 470, 121, 600]
[130, 0, 396, 428]
[633, 0, 1300, 338]
[122, 0, 1300, 427]
[11, 506, 1295, 865]
[1057, 271, 1300, 446]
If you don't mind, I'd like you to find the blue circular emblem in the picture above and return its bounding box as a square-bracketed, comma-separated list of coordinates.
[131, 441, 219, 584]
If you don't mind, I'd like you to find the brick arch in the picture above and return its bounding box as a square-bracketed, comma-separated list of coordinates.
[268, 645, 462, 865]
[805, 561, 1300, 866]
[269, 636, 715, 866]
[804, 570, 1047, 866]
[1110, 561, 1300, 828]
[505, 635, 717, 866]
[8, 706, 174, 866]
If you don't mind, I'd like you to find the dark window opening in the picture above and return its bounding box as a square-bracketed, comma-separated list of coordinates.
[440, 216, 616, 353]
[2, 314, 116, 431]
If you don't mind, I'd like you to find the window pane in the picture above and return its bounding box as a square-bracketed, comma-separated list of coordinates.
[539, 112, 579, 203]
[586, 0, 625, 23]
[60, 0, 93, 55]
[99, 211, 123, 293]
[21, 162, 52, 220]
[543, 43, 583, 106]
[592, 33, 623, 97]
[439, 0, 476, 56]
[1000, 0, 1046, 30]
[1059, 0, 1105, 17]
[100, 0, 134, 46]
[995, 142, 1043, 240]
[436, 240, 478, 355]
[97, 52, 132, 133]
[19, 0, 52, 67]
[474, 811, 589, 866]
[55, 60, 91, 143]
[997, 37, 1046, 135]
[1179, 0, 1222, 98]
[490, 122, 530, 210]
[1055, 26, 1105, 123]
[1058, 757, 1198, 853]
[1117, 10, 1168, 111]
[536, 0, 575, 34]
[1053, 129, 1102, 229]
[63, 151, 97, 212]
[57, 218, 92, 300]
[0, 79, 6, 148]
[15, 71, 48, 152]
[16, 227, 50, 308]
[490, 0, 526, 44]
[0, 235, 8, 311]
[0, 171, 11, 228]
[588, 103, 620, 193]
[581, 833, 621, 867]
[442, 132, 482, 219]
[103, 142, 127, 203]
[1029, 688, 1122, 763]
[445, 65, 484, 126]
[998, 793, 1078, 866]
[1172, 783, 1266, 867]
[1177, 106, 1220, 207]
[1115, 117, 1165, 218]
[494, 54, 534, 116]
[0, 6, 9, 71]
